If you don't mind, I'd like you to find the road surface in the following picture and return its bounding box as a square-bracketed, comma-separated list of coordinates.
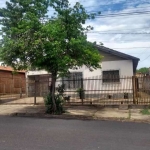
[0, 116, 150, 150]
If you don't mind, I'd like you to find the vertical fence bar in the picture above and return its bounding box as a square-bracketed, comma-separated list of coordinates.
[81, 77, 84, 105]
[132, 76, 136, 104]
[34, 78, 37, 105]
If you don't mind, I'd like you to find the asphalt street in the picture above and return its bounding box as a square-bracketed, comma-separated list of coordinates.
[0, 116, 150, 150]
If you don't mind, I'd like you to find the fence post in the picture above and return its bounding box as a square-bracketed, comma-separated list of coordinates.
[81, 77, 84, 105]
[34, 78, 37, 105]
[132, 76, 136, 104]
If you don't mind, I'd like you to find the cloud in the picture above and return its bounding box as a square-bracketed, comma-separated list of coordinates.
[83, 0, 150, 68]
[0, 0, 150, 68]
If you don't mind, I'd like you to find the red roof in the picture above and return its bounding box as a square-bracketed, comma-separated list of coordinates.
[0, 66, 26, 73]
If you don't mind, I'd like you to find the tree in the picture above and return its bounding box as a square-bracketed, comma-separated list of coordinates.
[0, 0, 49, 69]
[0, 0, 102, 113]
[137, 67, 149, 74]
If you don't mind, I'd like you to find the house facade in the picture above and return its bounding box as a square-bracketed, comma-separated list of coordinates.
[61, 46, 139, 100]
[26, 46, 139, 99]
[69, 46, 139, 78]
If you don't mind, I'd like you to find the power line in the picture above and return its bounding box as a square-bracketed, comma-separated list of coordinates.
[48, 6, 150, 12]
[49, 10, 150, 18]
[95, 11, 150, 18]
[136, 49, 149, 57]
[87, 32, 150, 34]
[85, 5, 150, 10]
[111, 47, 150, 49]
[141, 54, 150, 62]
[88, 27, 150, 32]
[48, 4, 150, 13]
[69, 0, 150, 7]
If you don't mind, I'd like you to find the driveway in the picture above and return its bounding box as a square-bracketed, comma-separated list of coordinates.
[0, 116, 150, 150]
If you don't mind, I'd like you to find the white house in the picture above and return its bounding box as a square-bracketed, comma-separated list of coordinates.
[60, 46, 139, 100]
[26, 45, 139, 99]
[68, 45, 139, 78]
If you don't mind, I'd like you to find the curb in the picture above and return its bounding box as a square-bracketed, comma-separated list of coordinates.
[6, 112, 150, 124]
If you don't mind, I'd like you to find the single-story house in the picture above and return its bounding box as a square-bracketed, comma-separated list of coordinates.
[68, 45, 139, 78]
[26, 45, 140, 99]
[0, 66, 26, 94]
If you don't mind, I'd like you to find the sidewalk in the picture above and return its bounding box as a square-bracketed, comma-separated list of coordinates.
[0, 105, 150, 123]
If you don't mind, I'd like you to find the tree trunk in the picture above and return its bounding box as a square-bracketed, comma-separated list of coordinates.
[50, 72, 57, 112]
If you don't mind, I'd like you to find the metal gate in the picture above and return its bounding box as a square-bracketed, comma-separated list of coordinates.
[133, 75, 150, 104]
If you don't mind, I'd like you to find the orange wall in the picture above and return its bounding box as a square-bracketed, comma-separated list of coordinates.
[0, 70, 26, 94]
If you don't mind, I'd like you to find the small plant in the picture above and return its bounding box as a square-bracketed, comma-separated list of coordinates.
[44, 84, 65, 114]
[44, 93, 64, 114]
[56, 84, 65, 96]
[76, 88, 85, 99]
[140, 109, 150, 115]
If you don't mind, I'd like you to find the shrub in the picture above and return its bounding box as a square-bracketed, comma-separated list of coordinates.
[76, 88, 85, 99]
[44, 93, 64, 114]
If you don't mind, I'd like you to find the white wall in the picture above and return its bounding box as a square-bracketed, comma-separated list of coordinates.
[26, 70, 49, 78]
[69, 65, 102, 78]
[26, 60, 133, 78]
[69, 60, 133, 96]
[102, 60, 133, 76]
[69, 60, 133, 78]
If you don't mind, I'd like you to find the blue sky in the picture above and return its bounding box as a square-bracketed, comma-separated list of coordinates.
[0, 0, 150, 69]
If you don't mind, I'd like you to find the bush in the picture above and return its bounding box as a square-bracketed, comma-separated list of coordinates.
[76, 88, 85, 99]
[44, 93, 64, 114]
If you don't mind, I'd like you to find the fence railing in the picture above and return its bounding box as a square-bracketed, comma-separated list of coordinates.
[57, 75, 134, 105]
[0, 74, 150, 105]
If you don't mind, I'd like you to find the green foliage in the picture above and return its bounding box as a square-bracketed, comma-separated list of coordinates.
[0, 0, 49, 70]
[44, 93, 64, 114]
[136, 67, 149, 74]
[0, 0, 102, 113]
[56, 84, 65, 96]
[0, 0, 102, 74]
[44, 84, 66, 114]
[140, 109, 150, 115]
[76, 88, 85, 99]
[76, 88, 85, 93]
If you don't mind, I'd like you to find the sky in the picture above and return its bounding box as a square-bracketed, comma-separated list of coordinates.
[0, 0, 150, 69]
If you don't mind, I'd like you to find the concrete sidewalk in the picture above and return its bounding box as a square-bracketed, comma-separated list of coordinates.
[0, 105, 150, 123]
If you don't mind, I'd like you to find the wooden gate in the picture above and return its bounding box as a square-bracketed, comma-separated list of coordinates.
[28, 74, 51, 97]
[133, 75, 150, 104]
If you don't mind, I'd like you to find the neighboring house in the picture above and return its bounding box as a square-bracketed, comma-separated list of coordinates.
[26, 45, 140, 99]
[26, 70, 51, 97]
[0, 66, 26, 94]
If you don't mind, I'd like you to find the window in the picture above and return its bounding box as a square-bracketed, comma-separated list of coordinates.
[102, 70, 120, 83]
[62, 72, 83, 89]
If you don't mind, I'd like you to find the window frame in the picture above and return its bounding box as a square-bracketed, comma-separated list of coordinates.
[62, 72, 83, 89]
[102, 70, 120, 83]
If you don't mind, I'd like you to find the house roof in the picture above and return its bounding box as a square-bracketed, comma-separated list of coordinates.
[95, 45, 140, 74]
[0, 66, 26, 73]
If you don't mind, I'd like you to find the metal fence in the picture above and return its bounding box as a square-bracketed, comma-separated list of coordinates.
[134, 75, 150, 104]
[58, 75, 134, 105]
[0, 74, 150, 105]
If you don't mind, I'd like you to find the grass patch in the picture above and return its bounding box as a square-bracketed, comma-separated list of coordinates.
[141, 109, 150, 115]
